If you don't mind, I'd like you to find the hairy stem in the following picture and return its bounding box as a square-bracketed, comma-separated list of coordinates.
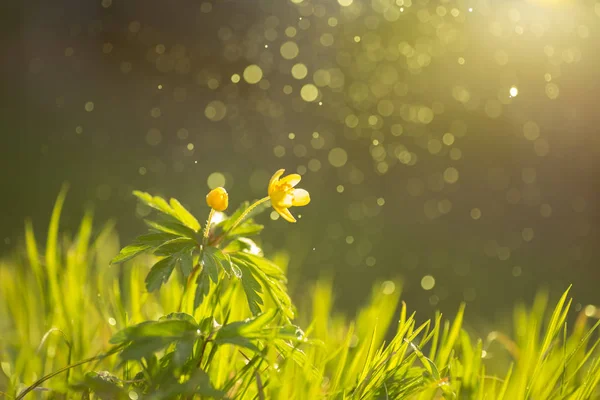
[203, 208, 215, 245]
[228, 197, 269, 233]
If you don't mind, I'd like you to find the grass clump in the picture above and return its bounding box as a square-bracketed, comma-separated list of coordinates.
[1, 175, 599, 399]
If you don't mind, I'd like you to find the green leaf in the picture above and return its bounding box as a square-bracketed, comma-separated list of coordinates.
[204, 246, 233, 277]
[177, 247, 194, 278]
[173, 337, 195, 366]
[232, 253, 294, 319]
[133, 191, 177, 218]
[194, 269, 212, 309]
[435, 302, 465, 369]
[136, 232, 179, 246]
[159, 312, 197, 324]
[169, 198, 201, 232]
[214, 249, 234, 276]
[110, 321, 153, 344]
[235, 261, 264, 315]
[202, 249, 220, 284]
[153, 238, 196, 257]
[216, 309, 278, 340]
[274, 324, 310, 342]
[145, 256, 177, 292]
[407, 340, 441, 381]
[231, 262, 242, 278]
[223, 237, 262, 255]
[110, 313, 198, 344]
[120, 337, 174, 360]
[144, 219, 198, 239]
[151, 240, 196, 279]
[236, 252, 286, 279]
[110, 242, 151, 264]
[212, 335, 260, 353]
[110, 319, 198, 344]
[111, 319, 200, 360]
[145, 369, 224, 400]
[214, 309, 278, 351]
[71, 371, 128, 400]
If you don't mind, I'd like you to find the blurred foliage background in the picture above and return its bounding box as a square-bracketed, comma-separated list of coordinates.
[2, 0, 599, 327]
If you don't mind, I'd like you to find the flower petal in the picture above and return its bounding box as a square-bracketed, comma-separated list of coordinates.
[292, 189, 310, 207]
[268, 169, 285, 195]
[279, 173, 301, 188]
[274, 205, 296, 223]
[270, 191, 294, 208]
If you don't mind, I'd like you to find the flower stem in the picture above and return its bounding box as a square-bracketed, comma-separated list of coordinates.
[203, 208, 215, 246]
[226, 196, 270, 236]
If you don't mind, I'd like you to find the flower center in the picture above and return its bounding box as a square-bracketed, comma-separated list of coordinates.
[277, 183, 292, 192]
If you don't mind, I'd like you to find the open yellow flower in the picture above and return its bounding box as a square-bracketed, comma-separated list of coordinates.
[268, 169, 310, 223]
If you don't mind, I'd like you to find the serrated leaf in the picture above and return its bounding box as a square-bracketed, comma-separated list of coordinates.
[110, 319, 198, 344]
[213, 335, 261, 353]
[216, 309, 278, 339]
[71, 372, 128, 400]
[153, 238, 196, 256]
[223, 237, 262, 256]
[145, 256, 177, 292]
[275, 324, 310, 342]
[111, 319, 199, 361]
[198, 317, 218, 334]
[204, 246, 233, 276]
[214, 309, 278, 352]
[133, 191, 177, 217]
[273, 339, 321, 378]
[173, 337, 195, 367]
[177, 247, 194, 278]
[169, 198, 201, 232]
[144, 219, 198, 239]
[110, 242, 152, 264]
[235, 261, 264, 315]
[236, 252, 286, 279]
[145, 369, 224, 400]
[202, 250, 220, 284]
[231, 262, 242, 278]
[134, 191, 173, 216]
[152, 196, 175, 215]
[136, 232, 179, 246]
[132, 190, 153, 204]
[215, 250, 234, 276]
[231, 253, 294, 319]
[110, 321, 155, 344]
[120, 337, 174, 360]
[159, 312, 197, 324]
[194, 269, 211, 309]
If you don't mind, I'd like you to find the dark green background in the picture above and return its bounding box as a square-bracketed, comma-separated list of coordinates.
[3, 0, 599, 328]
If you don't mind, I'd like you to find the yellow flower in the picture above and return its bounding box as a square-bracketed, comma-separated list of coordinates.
[206, 187, 229, 211]
[268, 169, 310, 223]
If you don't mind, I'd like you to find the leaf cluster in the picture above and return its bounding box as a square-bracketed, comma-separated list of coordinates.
[1, 189, 599, 399]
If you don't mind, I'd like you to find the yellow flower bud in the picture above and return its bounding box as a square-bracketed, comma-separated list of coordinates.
[206, 187, 228, 211]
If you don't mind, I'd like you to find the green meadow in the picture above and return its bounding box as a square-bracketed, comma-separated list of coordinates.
[1, 183, 598, 399]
